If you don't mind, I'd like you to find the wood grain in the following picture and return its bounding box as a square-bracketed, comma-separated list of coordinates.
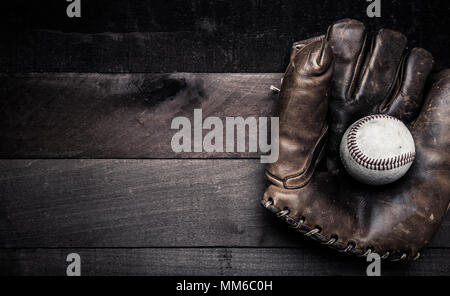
[0, 73, 279, 158]
[1, 247, 449, 276]
[1, 159, 448, 248]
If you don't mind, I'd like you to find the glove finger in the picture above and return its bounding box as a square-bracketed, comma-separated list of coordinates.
[327, 19, 367, 102]
[380, 48, 434, 123]
[266, 40, 333, 188]
[290, 35, 325, 62]
[353, 29, 407, 108]
[324, 19, 367, 173]
[282, 40, 333, 136]
[270, 35, 326, 91]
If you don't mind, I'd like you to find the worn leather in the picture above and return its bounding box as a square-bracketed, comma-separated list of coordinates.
[262, 19, 450, 261]
[266, 39, 333, 189]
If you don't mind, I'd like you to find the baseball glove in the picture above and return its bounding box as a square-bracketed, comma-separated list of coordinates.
[262, 19, 450, 261]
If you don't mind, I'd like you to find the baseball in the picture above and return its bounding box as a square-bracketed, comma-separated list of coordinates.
[340, 114, 416, 185]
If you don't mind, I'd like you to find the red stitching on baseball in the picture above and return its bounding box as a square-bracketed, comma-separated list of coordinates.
[346, 115, 415, 171]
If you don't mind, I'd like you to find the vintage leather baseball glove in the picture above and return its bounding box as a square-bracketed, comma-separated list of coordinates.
[262, 19, 450, 261]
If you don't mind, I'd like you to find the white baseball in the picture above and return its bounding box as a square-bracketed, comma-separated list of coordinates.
[340, 114, 415, 186]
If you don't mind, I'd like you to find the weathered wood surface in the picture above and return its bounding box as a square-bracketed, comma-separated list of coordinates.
[2, 0, 450, 276]
[1, 248, 449, 276]
[0, 73, 279, 158]
[2, 1, 449, 72]
[1, 159, 449, 248]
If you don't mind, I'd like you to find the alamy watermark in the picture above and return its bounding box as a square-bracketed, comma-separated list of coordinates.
[66, 0, 81, 18]
[66, 253, 81, 276]
[171, 109, 279, 163]
[366, 253, 381, 276]
[366, 0, 381, 18]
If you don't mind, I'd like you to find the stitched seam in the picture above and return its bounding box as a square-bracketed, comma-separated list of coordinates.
[261, 200, 414, 261]
[347, 114, 415, 170]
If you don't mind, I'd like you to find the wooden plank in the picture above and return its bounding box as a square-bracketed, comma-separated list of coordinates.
[0, 247, 448, 276]
[0, 73, 279, 158]
[1, 159, 448, 248]
[1, 1, 449, 72]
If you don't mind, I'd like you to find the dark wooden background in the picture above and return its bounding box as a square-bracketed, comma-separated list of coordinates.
[0, 0, 449, 275]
